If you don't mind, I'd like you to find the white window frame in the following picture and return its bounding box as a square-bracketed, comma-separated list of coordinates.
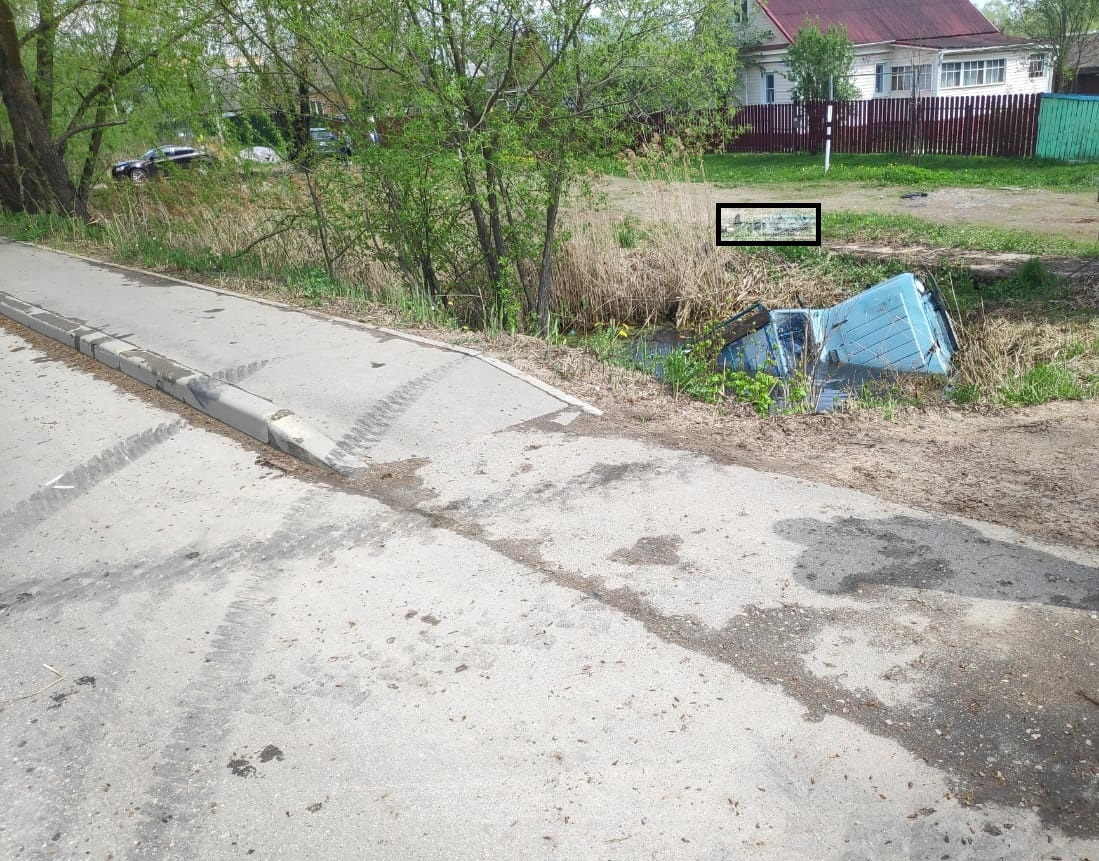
[763, 72, 775, 104]
[940, 58, 1006, 89]
[1028, 54, 1046, 78]
[891, 64, 932, 93]
[875, 63, 889, 95]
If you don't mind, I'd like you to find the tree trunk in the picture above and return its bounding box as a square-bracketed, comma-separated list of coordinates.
[291, 71, 311, 161]
[34, 0, 54, 129]
[537, 166, 564, 336]
[0, 0, 83, 217]
[75, 96, 112, 205]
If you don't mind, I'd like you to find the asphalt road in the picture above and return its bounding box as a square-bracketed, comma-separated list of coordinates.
[2, 317, 1098, 860]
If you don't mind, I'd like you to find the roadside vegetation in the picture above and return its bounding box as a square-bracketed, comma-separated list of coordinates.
[3, 149, 1096, 416]
[824, 211, 1099, 257]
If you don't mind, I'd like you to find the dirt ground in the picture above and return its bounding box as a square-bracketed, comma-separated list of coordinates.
[449, 332, 1099, 555]
[597, 175, 1099, 242]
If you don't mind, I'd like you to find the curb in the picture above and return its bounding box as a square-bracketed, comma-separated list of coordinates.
[1, 239, 603, 417]
[0, 291, 365, 474]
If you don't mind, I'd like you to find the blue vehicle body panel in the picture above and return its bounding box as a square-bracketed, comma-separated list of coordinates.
[720, 309, 819, 377]
[818, 273, 955, 375]
[717, 273, 957, 410]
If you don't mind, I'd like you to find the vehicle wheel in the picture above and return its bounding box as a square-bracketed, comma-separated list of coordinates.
[129, 168, 149, 183]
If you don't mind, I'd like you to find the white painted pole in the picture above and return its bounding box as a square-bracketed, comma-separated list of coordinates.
[824, 102, 833, 172]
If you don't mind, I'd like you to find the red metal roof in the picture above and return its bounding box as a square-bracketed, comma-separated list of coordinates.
[897, 34, 1026, 50]
[758, 0, 1001, 46]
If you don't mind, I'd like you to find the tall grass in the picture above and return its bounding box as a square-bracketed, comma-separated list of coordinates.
[5, 158, 1098, 410]
[948, 312, 1099, 405]
[86, 169, 396, 298]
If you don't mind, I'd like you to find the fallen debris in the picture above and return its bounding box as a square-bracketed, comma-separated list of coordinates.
[716, 272, 959, 411]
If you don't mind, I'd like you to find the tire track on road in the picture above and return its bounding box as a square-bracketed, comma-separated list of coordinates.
[122, 364, 449, 859]
[0, 420, 186, 550]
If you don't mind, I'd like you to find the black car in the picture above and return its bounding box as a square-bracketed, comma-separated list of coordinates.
[110, 146, 214, 182]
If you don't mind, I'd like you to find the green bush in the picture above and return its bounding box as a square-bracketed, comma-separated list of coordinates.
[661, 347, 779, 414]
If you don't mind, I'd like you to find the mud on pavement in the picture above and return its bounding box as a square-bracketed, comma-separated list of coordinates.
[6, 310, 1098, 857]
[350, 445, 1099, 843]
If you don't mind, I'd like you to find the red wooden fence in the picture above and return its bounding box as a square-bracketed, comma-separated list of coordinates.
[646, 94, 1040, 157]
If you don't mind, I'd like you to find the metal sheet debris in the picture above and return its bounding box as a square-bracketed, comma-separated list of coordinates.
[716, 272, 959, 411]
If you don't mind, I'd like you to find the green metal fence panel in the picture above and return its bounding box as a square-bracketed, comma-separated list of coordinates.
[1036, 93, 1099, 161]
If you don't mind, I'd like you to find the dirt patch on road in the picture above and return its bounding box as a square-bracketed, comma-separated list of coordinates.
[450, 330, 1099, 554]
[610, 396, 1099, 552]
[597, 175, 1099, 243]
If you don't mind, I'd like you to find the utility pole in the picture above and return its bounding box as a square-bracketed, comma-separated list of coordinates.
[824, 74, 834, 172]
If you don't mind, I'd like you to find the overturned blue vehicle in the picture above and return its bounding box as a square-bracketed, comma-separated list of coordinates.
[715, 272, 959, 411]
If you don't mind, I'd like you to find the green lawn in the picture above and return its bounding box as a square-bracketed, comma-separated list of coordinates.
[597, 151, 1099, 191]
[824, 212, 1099, 257]
[701, 153, 1099, 190]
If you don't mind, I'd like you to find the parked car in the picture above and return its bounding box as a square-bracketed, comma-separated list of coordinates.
[110, 146, 214, 182]
[309, 127, 351, 158]
[237, 145, 284, 164]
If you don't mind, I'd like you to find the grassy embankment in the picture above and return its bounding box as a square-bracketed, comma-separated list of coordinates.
[1, 151, 1097, 412]
[584, 150, 1099, 409]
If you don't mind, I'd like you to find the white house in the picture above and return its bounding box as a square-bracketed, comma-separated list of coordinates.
[738, 0, 1052, 105]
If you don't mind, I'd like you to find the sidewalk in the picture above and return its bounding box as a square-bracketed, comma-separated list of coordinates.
[0, 240, 596, 471]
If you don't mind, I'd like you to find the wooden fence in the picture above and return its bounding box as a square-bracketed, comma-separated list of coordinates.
[1035, 93, 1099, 161]
[646, 94, 1041, 157]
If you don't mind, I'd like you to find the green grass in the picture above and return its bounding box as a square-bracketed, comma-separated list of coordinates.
[593, 151, 1099, 191]
[699, 153, 1099, 191]
[0, 212, 99, 243]
[944, 262, 1065, 312]
[823, 211, 1099, 257]
[997, 363, 1099, 405]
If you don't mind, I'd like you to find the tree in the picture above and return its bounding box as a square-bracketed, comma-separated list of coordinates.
[313, 0, 741, 332]
[214, 0, 348, 162]
[784, 20, 859, 102]
[1011, 0, 1099, 91]
[980, 0, 1026, 33]
[0, 0, 80, 215]
[0, 0, 215, 216]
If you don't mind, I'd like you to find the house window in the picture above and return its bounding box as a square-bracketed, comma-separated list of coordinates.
[310, 99, 324, 115]
[875, 63, 888, 95]
[941, 58, 1006, 88]
[1029, 54, 1046, 78]
[891, 64, 932, 92]
[763, 72, 775, 104]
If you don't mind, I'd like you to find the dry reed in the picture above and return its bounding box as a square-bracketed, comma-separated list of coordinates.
[950, 312, 1099, 393]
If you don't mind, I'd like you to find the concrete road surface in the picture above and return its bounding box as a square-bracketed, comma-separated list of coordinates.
[1, 243, 1097, 860]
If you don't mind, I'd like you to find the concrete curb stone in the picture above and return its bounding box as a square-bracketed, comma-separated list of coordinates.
[0, 290, 364, 474]
[1, 238, 603, 417]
